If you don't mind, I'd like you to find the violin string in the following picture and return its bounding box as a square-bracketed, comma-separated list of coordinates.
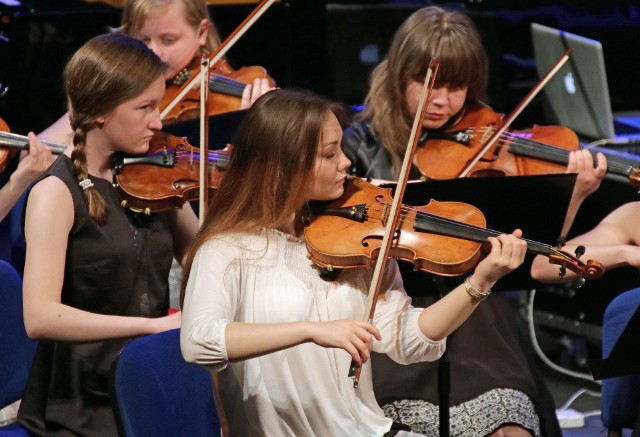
[330, 201, 590, 274]
[210, 74, 245, 87]
[173, 151, 230, 164]
[463, 127, 632, 174]
[358, 202, 554, 255]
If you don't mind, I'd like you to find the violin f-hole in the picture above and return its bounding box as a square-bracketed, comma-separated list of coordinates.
[362, 230, 401, 248]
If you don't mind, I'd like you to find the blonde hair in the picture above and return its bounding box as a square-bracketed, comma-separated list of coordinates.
[120, 0, 221, 53]
[180, 89, 340, 297]
[362, 6, 488, 177]
[64, 32, 166, 223]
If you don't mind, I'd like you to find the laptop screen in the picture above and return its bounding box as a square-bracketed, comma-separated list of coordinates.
[531, 22, 615, 140]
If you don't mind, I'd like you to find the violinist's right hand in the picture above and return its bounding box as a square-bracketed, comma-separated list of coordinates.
[472, 229, 527, 289]
[240, 77, 276, 109]
[308, 320, 382, 367]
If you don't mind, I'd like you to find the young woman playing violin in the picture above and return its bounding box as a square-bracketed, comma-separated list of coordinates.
[179, 88, 527, 437]
[40, 0, 275, 144]
[18, 33, 199, 436]
[341, 6, 606, 437]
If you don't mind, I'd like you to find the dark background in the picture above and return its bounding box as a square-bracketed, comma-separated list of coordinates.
[2, 0, 640, 135]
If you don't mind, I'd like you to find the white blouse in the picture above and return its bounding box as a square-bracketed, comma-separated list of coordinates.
[180, 228, 446, 437]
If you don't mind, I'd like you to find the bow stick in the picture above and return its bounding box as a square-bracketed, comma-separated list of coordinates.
[199, 54, 210, 224]
[349, 60, 440, 388]
[458, 48, 573, 177]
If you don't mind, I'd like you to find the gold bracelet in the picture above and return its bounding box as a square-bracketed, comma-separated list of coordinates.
[464, 277, 491, 301]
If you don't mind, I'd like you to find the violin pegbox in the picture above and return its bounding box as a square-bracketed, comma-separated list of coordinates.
[551, 244, 604, 288]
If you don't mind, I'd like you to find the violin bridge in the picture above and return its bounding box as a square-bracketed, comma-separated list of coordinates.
[456, 130, 472, 145]
[381, 203, 389, 226]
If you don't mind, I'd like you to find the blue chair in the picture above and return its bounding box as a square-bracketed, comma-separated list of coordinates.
[111, 328, 221, 437]
[600, 288, 640, 437]
[0, 259, 36, 435]
[0, 191, 28, 276]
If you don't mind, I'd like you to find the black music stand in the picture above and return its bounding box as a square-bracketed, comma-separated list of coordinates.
[380, 173, 577, 436]
[162, 109, 247, 151]
[383, 173, 578, 291]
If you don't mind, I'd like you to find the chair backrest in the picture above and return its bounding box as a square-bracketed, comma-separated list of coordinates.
[601, 288, 640, 431]
[111, 328, 221, 437]
[0, 259, 36, 408]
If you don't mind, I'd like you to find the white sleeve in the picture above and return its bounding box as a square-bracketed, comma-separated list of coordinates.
[372, 261, 446, 364]
[180, 240, 236, 372]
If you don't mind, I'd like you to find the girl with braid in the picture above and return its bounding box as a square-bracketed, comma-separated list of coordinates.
[18, 32, 199, 436]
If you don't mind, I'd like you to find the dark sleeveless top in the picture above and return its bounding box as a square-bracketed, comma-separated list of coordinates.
[18, 155, 174, 437]
[342, 119, 562, 437]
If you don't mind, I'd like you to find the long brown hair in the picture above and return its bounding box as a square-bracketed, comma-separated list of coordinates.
[64, 32, 166, 223]
[180, 89, 339, 296]
[120, 0, 221, 53]
[362, 6, 489, 177]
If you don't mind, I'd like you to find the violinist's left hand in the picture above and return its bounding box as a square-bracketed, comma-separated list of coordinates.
[567, 149, 607, 201]
[13, 133, 54, 192]
[0, 132, 54, 222]
[473, 229, 527, 288]
[240, 77, 276, 109]
[417, 229, 526, 341]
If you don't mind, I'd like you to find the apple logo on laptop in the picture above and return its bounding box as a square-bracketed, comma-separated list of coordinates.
[563, 72, 576, 94]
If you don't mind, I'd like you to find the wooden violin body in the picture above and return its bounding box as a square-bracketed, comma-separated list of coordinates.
[112, 131, 230, 213]
[416, 104, 640, 187]
[305, 177, 604, 280]
[305, 176, 486, 276]
[161, 59, 275, 123]
[416, 105, 580, 179]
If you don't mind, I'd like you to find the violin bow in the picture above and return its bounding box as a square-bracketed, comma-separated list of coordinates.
[199, 54, 210, 224]
[160, 0, 276, 119]
[349, 60, 440, 388]
[458, 48, 573, 177]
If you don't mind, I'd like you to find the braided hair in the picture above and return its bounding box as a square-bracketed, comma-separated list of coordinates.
[63, 32, 166, 223]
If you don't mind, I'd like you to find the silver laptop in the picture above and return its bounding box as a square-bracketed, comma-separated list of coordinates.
[531, 22, 640, 142]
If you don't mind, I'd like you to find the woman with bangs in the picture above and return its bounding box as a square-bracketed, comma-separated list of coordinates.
[342, 6, 576, 437]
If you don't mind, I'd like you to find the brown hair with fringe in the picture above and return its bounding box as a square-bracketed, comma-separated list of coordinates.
[120, 0, 221, 54]
[361, 6, 489, 178]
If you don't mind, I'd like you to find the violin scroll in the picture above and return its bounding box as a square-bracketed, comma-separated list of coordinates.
[547, 245, 605, 287]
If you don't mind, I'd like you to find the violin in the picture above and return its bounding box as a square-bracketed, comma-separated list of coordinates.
[304, 177, 604, 280]
[415, 104, 577, 179]
[0, 118, 66, 172]
[160, 0, 277, 123]
[161, 59, 275, 123]
[415, 105, 640, 185]
[112, 131, 230, 214]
